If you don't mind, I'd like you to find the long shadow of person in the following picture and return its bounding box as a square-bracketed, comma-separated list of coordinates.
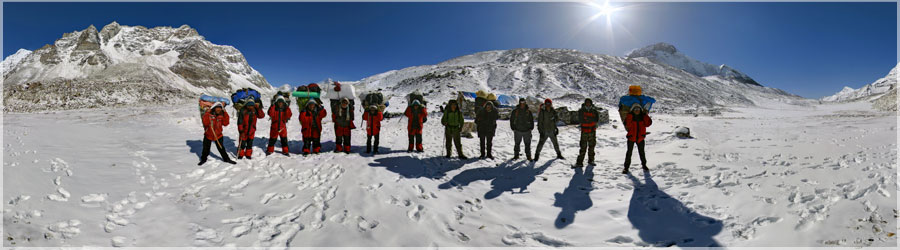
[437, 160, 523, 192]
[438, 160, 550, 200]
[483, 160, 554, 199]
[370, 155, 475, 180]
[553, 165, 595, 229]
[627, 172, 723, 247]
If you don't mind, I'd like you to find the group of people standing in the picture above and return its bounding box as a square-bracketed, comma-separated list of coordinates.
[198, 86, 653, 174]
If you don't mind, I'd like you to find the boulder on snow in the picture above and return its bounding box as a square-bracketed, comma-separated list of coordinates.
[674, 126, 692, 138]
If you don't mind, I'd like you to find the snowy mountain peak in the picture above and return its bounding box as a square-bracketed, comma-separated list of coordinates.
[821, 63, 898, 108]
[626, 43, 761, 86]
[1, 49, 33, 77]
[3, 23, 272, 112]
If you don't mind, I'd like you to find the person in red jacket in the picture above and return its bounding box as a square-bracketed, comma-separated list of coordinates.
[333, 98, 355, 153]
[299, 100, 327, 155]
[237, 101, 266, 160]
[623, 103, 653, 174]
[404, 100, 427, 152]
[266, 97, 292, 156]
[362, 105, 384, 154]
[199, 103, 236, 165]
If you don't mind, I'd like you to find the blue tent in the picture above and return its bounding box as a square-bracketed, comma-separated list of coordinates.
[495, 94, 519, 107]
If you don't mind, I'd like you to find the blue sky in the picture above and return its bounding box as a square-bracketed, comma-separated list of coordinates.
[3, 1, 896, 98]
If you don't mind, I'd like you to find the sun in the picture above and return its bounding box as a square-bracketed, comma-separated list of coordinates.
[587, 0, 621, 19]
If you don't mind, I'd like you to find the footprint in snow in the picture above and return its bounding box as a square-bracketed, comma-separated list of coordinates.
[356, 216, 379, 231]
[408, 204, 426, 222]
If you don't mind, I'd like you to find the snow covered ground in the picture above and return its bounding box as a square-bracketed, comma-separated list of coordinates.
[2, 99, 896, 247]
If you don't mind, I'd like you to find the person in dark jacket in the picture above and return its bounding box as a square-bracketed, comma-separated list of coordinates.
[574, 98, 600, 168]
[534, 98, 564, 161]
[237, 101, 265, 160]
[363, 105, 384, 154]
[333, 98, 355, 153]
[199, 103, 236, 165]
[441, 100, 467, 159]
[299, 100, 327, 155]
[510, 98, 534, 161]
[623, 104, 653, 174]
[266, 97, 292, 156]
[475, 101, 499, 159]
[404, 100, 427, 152]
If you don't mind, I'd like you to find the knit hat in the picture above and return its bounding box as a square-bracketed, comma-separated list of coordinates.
[341, 98, 350, 104]
[584, 98, 593, 105]
[519, 98, 527, 104]
[544, 98, 552, 104]
[628, 85, 642, 96]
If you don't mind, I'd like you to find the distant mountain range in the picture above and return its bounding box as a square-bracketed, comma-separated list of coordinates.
[350, 43, 802, 111]
[3, 23, 811, 113]
[821, 64, 897, 111]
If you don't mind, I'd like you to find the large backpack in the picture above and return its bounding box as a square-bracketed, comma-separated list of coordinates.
[271, 91, 291, 108]
[408, 91, 427, 107]
[231, 88, 261, 112]
[294, 83, 322, 111]
[362, 92, 387, 113]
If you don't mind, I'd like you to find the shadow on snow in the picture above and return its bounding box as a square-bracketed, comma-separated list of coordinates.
[626, 172, 723, 247]
[553, 165, 596, 229]
[369, 155, 477, 180]
[438, 159, 553, 200]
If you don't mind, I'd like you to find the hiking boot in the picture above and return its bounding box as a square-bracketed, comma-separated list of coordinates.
[302, 152, 309, 156]
[373, 149, 379, 154]
[282, 147, 290, 156]
[588, 161, 595, 166]
[417, 149, 424, 153]
[556, 155, 565, 160]
[459, 155, 468, 160]
[533, 156, 540, 162]
[622, 168, 630, 174]
[572, 163, 584, 169]
[197, 160, 206, 166]
[642, 165, 650, 172]
[512, 156, 519, 160]
[487, 154, 494, 159]
[225, 160, 237, 164]
[445, 154, 452, 159]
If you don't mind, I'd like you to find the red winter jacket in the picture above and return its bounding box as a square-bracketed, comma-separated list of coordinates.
[404, 106, 428, 135]
[332, 105, 355, 137]
[202, 110, 229, 140]
[300, 106, 327, 138]
[238, 105, 266, 140]
[268, 105, 292, 138]
[625, 113, 652, 143]
[362, 110, 383, 136]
